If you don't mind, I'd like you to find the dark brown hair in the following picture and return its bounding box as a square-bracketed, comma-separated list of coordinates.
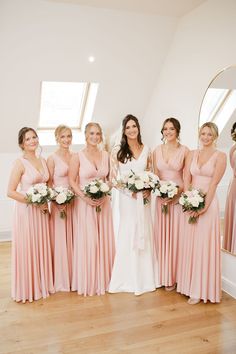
[161, 117, 181, 142]
[117, 114, 143, 163]
[18, 127, 38, 150]
[231, 122, 236, 142]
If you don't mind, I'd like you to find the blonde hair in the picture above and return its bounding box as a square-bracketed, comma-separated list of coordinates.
[199, 122, 219, 140]
[54, 125, 72, 143]
[84, 122, 103, 144]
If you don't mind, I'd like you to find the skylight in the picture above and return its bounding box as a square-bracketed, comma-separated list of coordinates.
[37, 81, 99, 145]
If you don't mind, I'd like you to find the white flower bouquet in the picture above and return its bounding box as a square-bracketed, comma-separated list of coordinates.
[26, 183, 53, 214]
[115, 170, 158, 205]
[153, 180, 179, 214]
[179, 189, 205, 223]
[51, 186, 75, 219]
[83, 178, 111, 212]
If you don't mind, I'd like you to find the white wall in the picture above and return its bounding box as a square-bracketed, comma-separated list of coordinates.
[0, 0, 177, 153]
[143, 0, 236, 148]
[143, 0, 236, 298]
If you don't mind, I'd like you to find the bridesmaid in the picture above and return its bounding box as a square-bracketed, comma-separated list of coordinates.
[7, 127, 54, 303]
[153, 118, 189, 291]
[69, 122, 115, 296]
[223, 122, 236, 253]
[47, 125, 74, 292]
[177, 122, 226, 304]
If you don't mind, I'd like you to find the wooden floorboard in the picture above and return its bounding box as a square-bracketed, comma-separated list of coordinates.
[0, 242, 236, 354]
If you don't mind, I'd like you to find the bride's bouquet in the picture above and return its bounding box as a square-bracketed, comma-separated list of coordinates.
[116, 170, 158, 205]
[179, 189, 205, 223]
[152, 180, 179, 214]
[26, 183, 53, 213]
[51, 186, 75, 219]
[83, 178, 111, 212]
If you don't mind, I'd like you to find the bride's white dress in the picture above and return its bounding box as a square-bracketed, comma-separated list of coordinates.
[109, 145, 160, 295]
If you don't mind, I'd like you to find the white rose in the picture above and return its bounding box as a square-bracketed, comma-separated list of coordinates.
[32, 193, 41, 203]
[55, 186, 64, 193]
[153, 189, 161, 197]
[190, 197, 200, 208]
[179, 196, 185, 205]
[160, 184, 168, 194]
[90, 185, 99, 194]
[100, 183, 109, 193]
[134, 180, 144, 190]
[56, 193, 67, 204]
[139, 173, 149, 183]
[27, 186, 35, 195]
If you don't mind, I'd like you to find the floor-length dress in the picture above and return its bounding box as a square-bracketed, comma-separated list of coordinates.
[153, 145, 187, 287]
[109, 145, 160, 295]
[50, 153, 74, 291]
[72, 150, 115, 296]
[223, 148, 236, 254]
[177, 150, 222, 303]
[11, 157, 54, 303]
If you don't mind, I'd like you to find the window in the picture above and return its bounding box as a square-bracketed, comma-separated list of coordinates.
[38, 81, 99, 145]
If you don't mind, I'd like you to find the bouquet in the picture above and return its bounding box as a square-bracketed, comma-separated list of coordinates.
[26, 183, 53, 213]
[51, 186, 75, 219]
[179, 189, 205, 223]
[83, 178, 110, 212]
[115, 170, 158, 205]
[152, 180, 179, 214]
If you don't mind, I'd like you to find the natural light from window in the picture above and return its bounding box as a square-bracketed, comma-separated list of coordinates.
[38, 81, 99, 145]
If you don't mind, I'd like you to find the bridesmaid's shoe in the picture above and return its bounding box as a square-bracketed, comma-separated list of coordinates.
[187, 298, 201, 305]
[165, 284, 176, 291]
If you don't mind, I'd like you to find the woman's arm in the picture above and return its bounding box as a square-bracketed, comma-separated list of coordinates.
[7, 160, 28, 203]
[47, 155, 55, 188]
[183, 150, 194, 191]
[197, 151, 227, 215]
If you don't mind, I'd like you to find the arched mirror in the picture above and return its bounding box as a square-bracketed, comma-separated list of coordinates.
[199, 65, 236, 256]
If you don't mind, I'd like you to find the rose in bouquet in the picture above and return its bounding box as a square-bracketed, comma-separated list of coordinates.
[51, 186, 75, 219]
[82, 178, 111, 212]
[153, 180, 179, 214]
[116, 170, 158, 205]
[26, 183, 53, 214]
[179, 188, 205, 223]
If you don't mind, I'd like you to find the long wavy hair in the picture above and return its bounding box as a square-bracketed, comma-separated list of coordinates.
[117, 114, 143, 163]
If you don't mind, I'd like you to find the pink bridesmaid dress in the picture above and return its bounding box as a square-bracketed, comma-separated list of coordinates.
[153, 145, 187, 287]
[177, 150, 222, 303]
[11, 157, 54, 303]
[50, 153, 74, 292]
[72, 150, 115, 296]
[223, 148, 236, 253]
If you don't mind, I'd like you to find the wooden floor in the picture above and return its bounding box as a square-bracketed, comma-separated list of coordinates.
[1, 242, 236, 354]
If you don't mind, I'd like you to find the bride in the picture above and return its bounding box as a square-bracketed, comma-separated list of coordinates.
[109, 114, 160, 295]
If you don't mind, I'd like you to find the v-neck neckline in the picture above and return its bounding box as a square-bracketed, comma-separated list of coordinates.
[23, 157, 45, 175]
[81, 150, 103, 171]
[54, 152, 70, 167]
[132, 145, 145, 160]
[160, 144, 181, 165]
[196, 149, 217, 169]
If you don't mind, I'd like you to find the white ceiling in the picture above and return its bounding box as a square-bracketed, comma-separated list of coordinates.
[46, 0, 206, 17]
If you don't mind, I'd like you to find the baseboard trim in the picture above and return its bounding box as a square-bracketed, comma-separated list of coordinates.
[222, 276, 236, 299]
[0, 231, 11, 242]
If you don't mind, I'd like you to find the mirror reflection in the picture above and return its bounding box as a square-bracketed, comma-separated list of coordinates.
[199, 66, 236, 256]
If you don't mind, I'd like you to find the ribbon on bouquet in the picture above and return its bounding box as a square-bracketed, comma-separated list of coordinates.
[133, 192, 145, 250]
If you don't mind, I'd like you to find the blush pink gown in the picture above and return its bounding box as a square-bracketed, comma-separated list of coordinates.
[223, 147, 236, 253]
[72, 150, 115, 296]
[50, 153, 74, 292]
[11, 157, 54, 303]
[177, 150, 222, 303]
[153, 145, 187, 287]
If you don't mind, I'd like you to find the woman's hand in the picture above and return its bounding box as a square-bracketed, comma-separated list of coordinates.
[55, 203, 66, 212]
[142, 189, 151, 200]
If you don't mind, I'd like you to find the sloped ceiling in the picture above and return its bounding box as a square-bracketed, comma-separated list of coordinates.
[46, 0, 206, 17]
